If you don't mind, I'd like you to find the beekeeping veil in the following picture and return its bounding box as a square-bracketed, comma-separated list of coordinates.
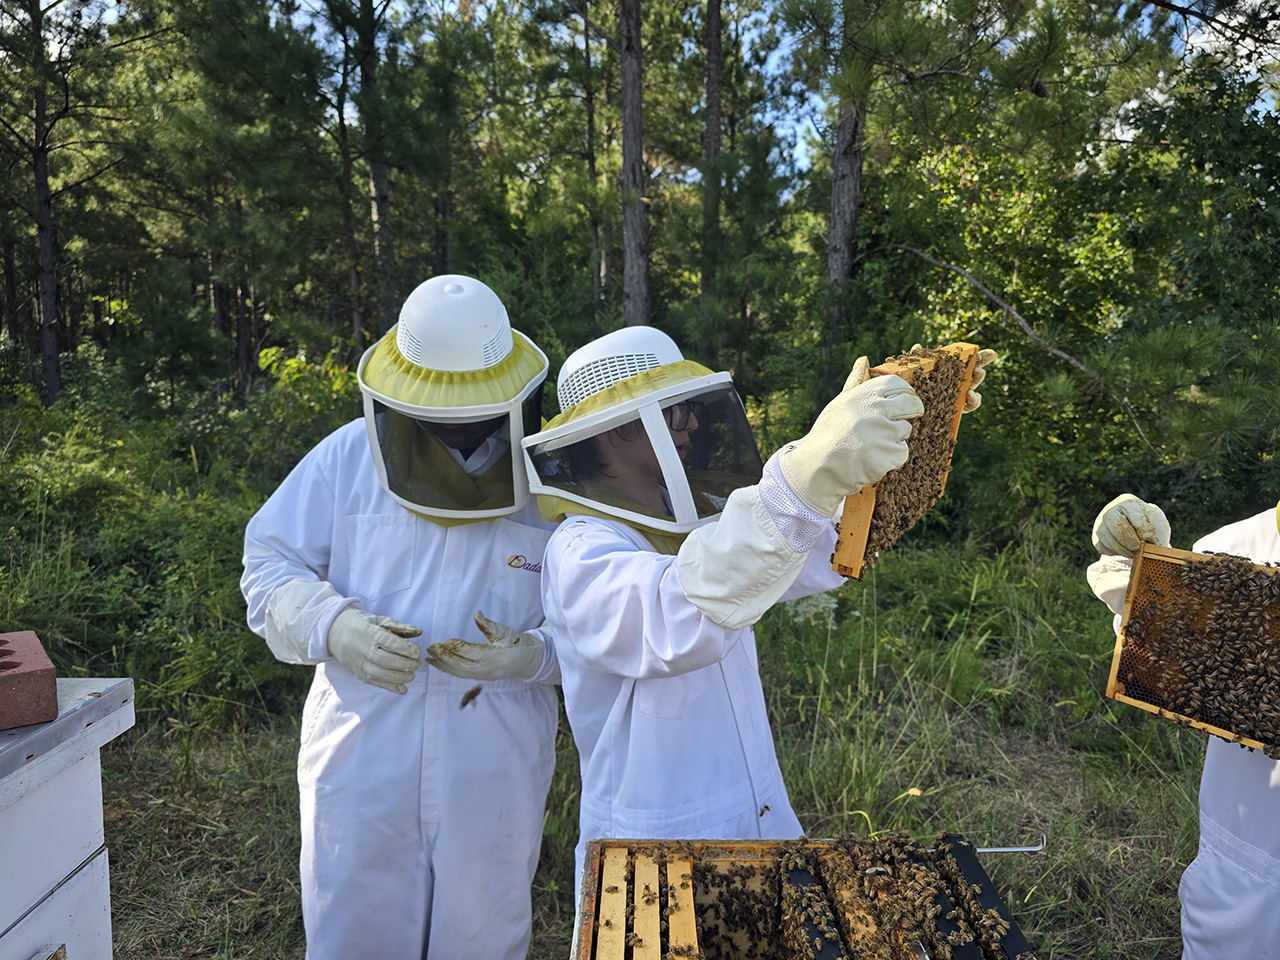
[357, 275, 548, 523]
[522, 327, 763, 537]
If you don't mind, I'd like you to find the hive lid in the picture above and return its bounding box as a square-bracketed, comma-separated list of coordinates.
[0, 677, 135, 786]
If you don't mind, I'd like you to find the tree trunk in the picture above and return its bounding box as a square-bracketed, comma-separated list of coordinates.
[619, 0, 650, 326]
[825, 97, 866, 359]
[358, 0, 396, 335]
[235, 276, 252, 405]
[30, 0, 60, 404]
[700, 0, 722, 305]
[336, 57, 364, 350]
[2, 237, 20, 346]
[583, 5, 603, 321]
[433, 169, 455, 276]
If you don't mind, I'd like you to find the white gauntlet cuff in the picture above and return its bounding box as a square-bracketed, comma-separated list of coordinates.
[677, 484, 810, 630]
[758, 453, 833, 552]
[266, 578, 359, 664]
[1086, 556, 1133, 618]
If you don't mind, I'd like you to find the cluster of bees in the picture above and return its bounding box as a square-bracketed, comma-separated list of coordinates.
[1118, 551, 1280, 755]
[860, 348, 968, 567]
[591, 833, 1032, 960]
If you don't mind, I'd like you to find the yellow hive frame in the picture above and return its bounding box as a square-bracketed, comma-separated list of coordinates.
[576, 841, 699, 960]
[1108, 542, 1280, 751]
[573, 835, 1031, 960]
[832, 342, 980, 579]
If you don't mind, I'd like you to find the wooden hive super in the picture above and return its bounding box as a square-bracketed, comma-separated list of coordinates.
[832, 343, 980, 580]
[1108, 543, 1280, 754]
[572, 833, 1036, 960]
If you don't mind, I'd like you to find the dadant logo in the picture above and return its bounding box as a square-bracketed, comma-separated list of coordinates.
[506, 554, 543, 574]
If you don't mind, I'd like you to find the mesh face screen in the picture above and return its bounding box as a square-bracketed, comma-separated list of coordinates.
[370, 400, 518, 514]
[1116, 547, 1280, 754]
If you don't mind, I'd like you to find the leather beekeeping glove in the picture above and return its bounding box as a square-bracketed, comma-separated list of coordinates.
[777, 356, 924, 517]
[908, 343, 998, 413]
[424, 611, 544, 682]
[1091, 493, 1171, 559]
[327, 606, 423, 694]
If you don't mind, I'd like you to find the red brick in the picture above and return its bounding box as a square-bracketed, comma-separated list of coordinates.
[0, 631, 58, 731]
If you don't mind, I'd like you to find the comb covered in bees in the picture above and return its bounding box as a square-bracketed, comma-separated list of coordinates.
[1108, 543, 1280, 755]
[831, 343, 981, 580]
[573, 833, 1036, 960]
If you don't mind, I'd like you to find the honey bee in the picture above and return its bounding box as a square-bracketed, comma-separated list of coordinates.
[459, 685, 482, 709]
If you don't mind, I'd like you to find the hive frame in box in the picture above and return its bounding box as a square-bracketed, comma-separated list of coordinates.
[831, 343, 980, 580]
[572, 835, 1034, 960]
[1108, 542, 1280, 752]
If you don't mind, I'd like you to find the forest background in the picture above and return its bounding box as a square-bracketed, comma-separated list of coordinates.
[2, 0, 1279, 957]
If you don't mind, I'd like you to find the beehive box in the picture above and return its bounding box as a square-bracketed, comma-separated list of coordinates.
[832, 343, 980, 580]
[1108, 543, 1280, 754]
[573, 833, 1035, 960]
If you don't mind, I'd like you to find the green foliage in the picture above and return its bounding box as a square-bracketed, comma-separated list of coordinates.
[0, 344, 360, 726]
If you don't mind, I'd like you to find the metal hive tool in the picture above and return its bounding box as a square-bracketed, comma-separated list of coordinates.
[831, 343, 981, 580]
[573, 834, 1036, 960]
[1108, 543, 1280, 754]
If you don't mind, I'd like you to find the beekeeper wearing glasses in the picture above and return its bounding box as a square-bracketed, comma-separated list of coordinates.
[1089, 494, 1280, 960]
[432, 325, 976, 904]
[239, 275, 559, 960]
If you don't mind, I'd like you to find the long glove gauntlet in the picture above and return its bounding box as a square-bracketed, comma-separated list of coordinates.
[327, 607, 423, 694]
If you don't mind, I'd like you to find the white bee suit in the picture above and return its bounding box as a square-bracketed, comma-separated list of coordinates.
[1178, 508, 1280, 960]
[542, 460, 845, 897]
[241, 419, 558, 960]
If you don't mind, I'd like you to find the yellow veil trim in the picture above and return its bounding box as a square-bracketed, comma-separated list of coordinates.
[362, 327, 547, 410]
[536, 493, 686, 555]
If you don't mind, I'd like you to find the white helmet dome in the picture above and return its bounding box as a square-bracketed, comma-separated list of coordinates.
[557, 326, 684, 411]
[396, 274, 514, 371]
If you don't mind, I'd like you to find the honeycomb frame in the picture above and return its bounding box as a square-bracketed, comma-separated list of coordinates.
[831, 343, 980, 580]
[1108, 543, 1280, 754]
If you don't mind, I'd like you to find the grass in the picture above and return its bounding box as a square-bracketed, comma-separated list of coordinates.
[100, 533, 1203, 960]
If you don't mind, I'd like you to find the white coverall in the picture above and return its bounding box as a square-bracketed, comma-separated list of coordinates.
[241, 418, 559, 960]
[1091, 506, 1280, 959]
[541, 457, 845, 896]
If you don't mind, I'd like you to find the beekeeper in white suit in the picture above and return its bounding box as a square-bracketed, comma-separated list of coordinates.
[429, 326, 995, 901]
[1088, 493, 1280, 960]
[240, 275, 560, 960]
